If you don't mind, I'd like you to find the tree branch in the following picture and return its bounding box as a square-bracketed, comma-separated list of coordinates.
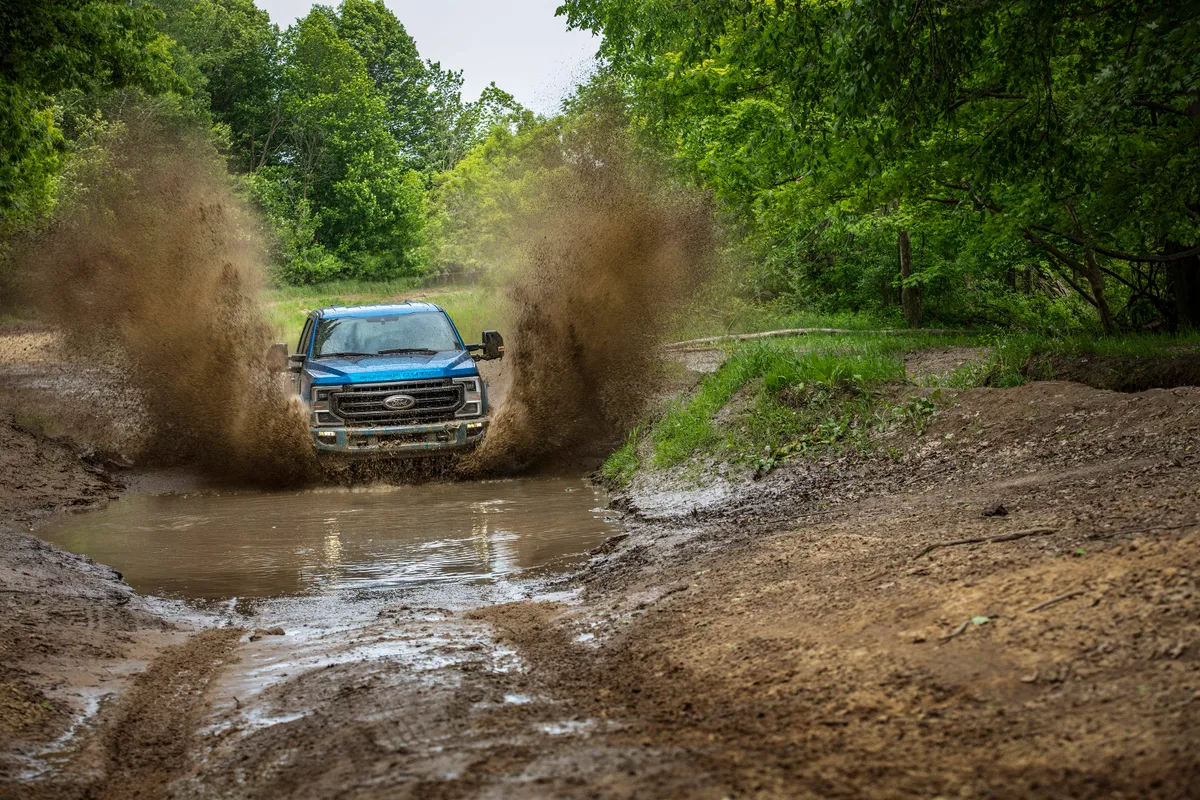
[948, 91, 1028, 112]
[1023, 229, 1099, 308]
[1131, 100, 1189, 117]
[1029, 225, 1200, 262]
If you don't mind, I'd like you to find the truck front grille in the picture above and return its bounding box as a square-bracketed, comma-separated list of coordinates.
[330, 379, 464, 426]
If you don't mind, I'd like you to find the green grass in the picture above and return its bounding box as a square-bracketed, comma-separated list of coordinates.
[263, 281, 509, 344]
[648, 339, 912, 473]
[263, 278, 900, 346]
[606, 325, 1200, 483]
[667, 294, 893, 342]
[609, 328, 996, 480]
[599, 427, 642, 487]
[1037, 330, 1200, 358]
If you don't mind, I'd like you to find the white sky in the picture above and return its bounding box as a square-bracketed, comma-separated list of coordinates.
[254, 0, 600, 116]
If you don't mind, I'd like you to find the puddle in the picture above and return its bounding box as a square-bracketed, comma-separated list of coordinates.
[38, 477, 621, 599]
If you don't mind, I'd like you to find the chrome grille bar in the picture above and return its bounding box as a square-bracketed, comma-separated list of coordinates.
[330, 379, 465, 426]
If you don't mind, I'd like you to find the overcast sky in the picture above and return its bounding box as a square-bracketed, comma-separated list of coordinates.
[254, 0, 600, 116]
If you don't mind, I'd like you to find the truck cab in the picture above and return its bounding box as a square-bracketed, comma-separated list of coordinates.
[283, 302, 503, 457]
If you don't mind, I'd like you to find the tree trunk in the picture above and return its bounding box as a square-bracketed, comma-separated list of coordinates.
[1063, 204, 1114, 332]
[1081, 249, 1115, 332]
[1166, 241, 1200, 330]
[898, 230, 922, 328]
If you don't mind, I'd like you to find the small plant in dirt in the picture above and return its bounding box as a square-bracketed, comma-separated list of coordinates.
[893, 392, 940, 435]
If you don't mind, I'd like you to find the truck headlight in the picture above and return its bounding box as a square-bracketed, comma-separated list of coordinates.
[311, 386, 342, 426]
[454, 376, 483, 418]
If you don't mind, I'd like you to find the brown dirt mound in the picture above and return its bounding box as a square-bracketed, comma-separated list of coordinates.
[905, 346, 988, 381]
[0, 414, 118, 525]
[1024, 352, 1200, 392]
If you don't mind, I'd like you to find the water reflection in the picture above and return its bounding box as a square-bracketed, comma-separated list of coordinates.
[38, 478, 619, 599]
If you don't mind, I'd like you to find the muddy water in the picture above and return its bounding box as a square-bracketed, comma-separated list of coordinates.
[38, 477, 619, 599]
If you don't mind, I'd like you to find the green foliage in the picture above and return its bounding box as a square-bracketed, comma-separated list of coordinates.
[232, 0, 529, 283]
[559, 0, 1200, 330]
[154, 0, 280, 173]
[427, 117, 566, 275]
[599, 428, 642, 487]
[0, 0, 180, 224]
[4, 0, 531, 286]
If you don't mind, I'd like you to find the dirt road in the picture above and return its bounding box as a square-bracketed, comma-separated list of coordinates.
[2, 371, 1198, 796]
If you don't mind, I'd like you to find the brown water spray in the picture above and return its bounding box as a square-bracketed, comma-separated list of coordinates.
[12, 119, 713, 485]
[463, 140, 716, 474]
[17, 123, 316, 485]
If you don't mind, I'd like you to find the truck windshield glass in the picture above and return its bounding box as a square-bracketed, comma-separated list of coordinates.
[313, 313, 461, 358]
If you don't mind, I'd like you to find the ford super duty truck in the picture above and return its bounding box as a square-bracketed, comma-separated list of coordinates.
[271, 302, 504, 457]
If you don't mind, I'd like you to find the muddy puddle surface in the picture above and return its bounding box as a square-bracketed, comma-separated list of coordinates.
[38, 477, 619, 599]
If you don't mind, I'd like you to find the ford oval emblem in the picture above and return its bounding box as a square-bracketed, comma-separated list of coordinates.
[382, 394, 417, 410]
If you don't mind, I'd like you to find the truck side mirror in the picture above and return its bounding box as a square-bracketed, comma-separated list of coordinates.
[287, 353, 306, 374]
[267, 343, 289, 373]
[482, 330, 504, 361]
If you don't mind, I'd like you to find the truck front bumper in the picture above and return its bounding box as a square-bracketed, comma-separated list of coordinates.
[311, 419, 488, 457]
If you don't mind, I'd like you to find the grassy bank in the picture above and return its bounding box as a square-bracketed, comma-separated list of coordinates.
[602, 329, 1200, 487]
[262, 279, 899, 347]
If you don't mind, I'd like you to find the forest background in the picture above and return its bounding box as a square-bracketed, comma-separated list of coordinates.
[2, 0, 1198, 334]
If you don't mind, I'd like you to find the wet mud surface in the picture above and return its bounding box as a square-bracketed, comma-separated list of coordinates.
[3, 339, 1200, 797]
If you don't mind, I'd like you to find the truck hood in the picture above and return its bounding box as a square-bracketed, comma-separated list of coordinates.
[305, 350, 478, 385]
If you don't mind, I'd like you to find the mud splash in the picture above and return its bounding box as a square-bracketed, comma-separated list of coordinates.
[15, 121, 315, 485]
[8, 117, 716, 486]
[464, 131, 716, 474]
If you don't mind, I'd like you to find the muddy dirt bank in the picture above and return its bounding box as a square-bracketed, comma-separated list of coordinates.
[0, 417, 197, 793]
[3, 380, 1199, 798]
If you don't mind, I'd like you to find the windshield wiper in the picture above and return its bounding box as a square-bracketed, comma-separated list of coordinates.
[375, 347, 439, 356]
[315, 351, 375, 359]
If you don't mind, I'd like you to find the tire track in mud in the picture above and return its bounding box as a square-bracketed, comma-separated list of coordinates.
[80, 628, 243, 800]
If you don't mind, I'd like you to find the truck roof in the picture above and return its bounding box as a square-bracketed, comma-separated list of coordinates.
[315, 301, 444, 319]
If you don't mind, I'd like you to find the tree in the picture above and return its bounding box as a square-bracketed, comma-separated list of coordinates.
[559, 0, 1200, 330]
[270, 7, 426, 277]
[0, 0, 179, 221]
[154, 0, 282, 173]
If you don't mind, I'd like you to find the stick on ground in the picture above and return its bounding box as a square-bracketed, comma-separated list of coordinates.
[912, 527, 1059, 560]
[1026, 590, 1085, 613]
[665, 327, 969, 349]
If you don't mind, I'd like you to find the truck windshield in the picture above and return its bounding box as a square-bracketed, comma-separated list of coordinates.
[313, 313, 461, 358]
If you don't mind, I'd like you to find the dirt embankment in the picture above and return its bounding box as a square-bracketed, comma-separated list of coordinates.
[0, 418, 240, 800]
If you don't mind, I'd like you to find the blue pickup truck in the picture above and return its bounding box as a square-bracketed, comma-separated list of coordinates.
[272, 302, 504, 457]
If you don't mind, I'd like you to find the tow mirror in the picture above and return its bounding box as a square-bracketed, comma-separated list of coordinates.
[267, 343, 289, 373]
[287, 353, 306, 374]
[468, 330, 505, 360]
[482, 330, 505, 361]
